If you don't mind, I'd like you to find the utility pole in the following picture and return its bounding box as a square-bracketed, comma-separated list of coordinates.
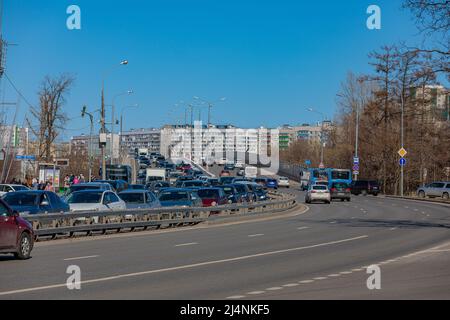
[101, 86, 106, 180]
[208, 103, 212, 128]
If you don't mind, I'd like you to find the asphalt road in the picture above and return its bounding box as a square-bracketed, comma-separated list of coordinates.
[0, 187, 449, 300]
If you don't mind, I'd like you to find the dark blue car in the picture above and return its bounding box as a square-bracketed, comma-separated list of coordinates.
[157, 188, 203, 207]
[2, 190, 70, 215]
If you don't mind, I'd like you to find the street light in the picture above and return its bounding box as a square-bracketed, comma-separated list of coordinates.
[100, 59, 128, 179]
[119, 104, 139, 162]
[307, 107, 327, 166]
[193, 96, 226, 127]
[109, 90, 133, 164]
[81, 105, 94, 182]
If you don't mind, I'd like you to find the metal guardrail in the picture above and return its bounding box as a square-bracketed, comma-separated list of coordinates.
[24, 191, 297, 239]
[385, 195, 450, 204]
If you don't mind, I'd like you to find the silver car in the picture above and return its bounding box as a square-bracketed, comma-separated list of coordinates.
[305, 184, 331, 204]
[417, 182, 450, 200]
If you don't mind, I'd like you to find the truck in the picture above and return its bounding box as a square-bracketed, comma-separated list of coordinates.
[244, 166, 258, 179]
[146, 168, 166, 183]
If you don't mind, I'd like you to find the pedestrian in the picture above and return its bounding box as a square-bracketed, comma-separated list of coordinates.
[73, 175, 79, 184]
[79, 174, 85, 183]
[32, 178, 38, 190]
[45, 181, 54, 192]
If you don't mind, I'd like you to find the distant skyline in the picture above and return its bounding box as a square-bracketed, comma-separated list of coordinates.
[0, 1, 443, 141]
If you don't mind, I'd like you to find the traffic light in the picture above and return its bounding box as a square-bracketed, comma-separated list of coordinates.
[81, 105, 87, 117]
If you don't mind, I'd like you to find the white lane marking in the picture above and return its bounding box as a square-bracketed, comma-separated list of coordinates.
[297, 227, 310, 230]
[328, 274, 341, 277]
[351, 268, 364, 272]
[63, 255, 99, 261]
[227, 295, 246, 299]
[427, 249, 450, 253]
[247, 291, 265, 295]
[0, 235, 368, 296]
[266, 287, 283, 291]
[283, 283, 299, 287]
[174, 242, 198, 247]
[413, 209, 419, 212]
[299, 280, 315, 284]
[421, 211, 426, 214]
[313, 277, 327, 280]
[340, 271, 352, 275]
[248, 234, 264, 238]
[390, 227, 397, 231]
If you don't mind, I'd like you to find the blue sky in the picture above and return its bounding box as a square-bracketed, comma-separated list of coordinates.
[1, 0, 433, 140]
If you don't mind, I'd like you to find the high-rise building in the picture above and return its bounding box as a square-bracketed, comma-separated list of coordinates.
[119, 128, 160, 155]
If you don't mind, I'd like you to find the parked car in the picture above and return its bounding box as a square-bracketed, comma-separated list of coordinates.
[146, 181, 171, 194]
[417, 182, 450, 200]
[217, 185, 243, 203]
[235, 161, 245, 169]
[158, 188, 203, 207]
[351, 180, 380, 196]
[94, 180, 129, 193]
[2, 190, 70, 215]
[265, 178, 278, 189]
[195, 188, 228, 207]
[67, 190, 126, 212]
[330, 182, 351, 202]
[253, 178, 268, 188]
[63, 183, 112, 199]
[0, 198, 34, 259]
[219, 176, 235, 185]
[179, 180, 209, 188]
[305, 185, 331, 204]
[237, 168, 245, 176]
[128, 184, 146, 190]
[235, 181, 267, 201]
[206, 178, 220, 186]
[220, 170, 231, 177]
[232, 183, 254, 202]
[118, 190, 161, 209]
[224, 163, 235, 171]
[277, 177, 290, 188]
[0, 184, 30, 196]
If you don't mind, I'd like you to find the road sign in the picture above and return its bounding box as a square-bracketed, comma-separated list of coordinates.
[353, 164, 360, 171]
[15, 155, 36, 161]
[319, 162, 325, 169]
[399, 158, 406, 166]
[55, 159, 69, 167]
[353, 171, 359, 175]
[353, 157, 359, 164]
[398, 147, 407, 158]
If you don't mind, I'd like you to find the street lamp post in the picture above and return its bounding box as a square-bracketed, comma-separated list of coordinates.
[100, 60, 128, 179]
[193, 96, 226, 127]
[120, 104, 139, 154]
[81, 105, 94, 182]
[110, 90, 133, 165]
[307, 108, 326, 166]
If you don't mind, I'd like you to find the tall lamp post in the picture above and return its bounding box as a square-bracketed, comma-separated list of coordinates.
[81, 105, 94, 182]
[109, 90, 133, 165]
[100, 60, 128, 179]
[120, 104, 139, 162]
[193, 96, 226, 127]
[307, 108, 327, 167]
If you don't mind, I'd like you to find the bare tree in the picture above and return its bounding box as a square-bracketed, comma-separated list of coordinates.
[26, 74, 74, 161]
[403, 0, 450, 35]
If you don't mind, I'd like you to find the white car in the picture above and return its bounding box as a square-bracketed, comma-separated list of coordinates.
[305, 184, 331, 204]
[0, 184, 30, 196]
[235, 161, 245, 169]
[67, 190, 126, 212]
[278, 177, 290, 188]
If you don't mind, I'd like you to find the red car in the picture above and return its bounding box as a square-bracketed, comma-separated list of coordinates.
[0, 198, 34, 259]
[196, 188, 228, 207]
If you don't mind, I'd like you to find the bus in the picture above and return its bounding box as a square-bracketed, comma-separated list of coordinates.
[308, 168, 352, 188]
[105, 164, 133, 183]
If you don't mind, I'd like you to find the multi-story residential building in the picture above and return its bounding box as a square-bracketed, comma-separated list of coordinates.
[160, 123, 277, 164]
[70, 133, 120, 161]
[278, 122, 332, 150]
[120, 128, 160, 155]
[411, 85, 449, 123]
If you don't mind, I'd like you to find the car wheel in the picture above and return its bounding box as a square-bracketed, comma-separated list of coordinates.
[418, 190, 425, 198]
[14, 232, 32, 260]
[443, 193, 449, 200]
[341, 198, 345, 202]
[347, 198, 351, 202]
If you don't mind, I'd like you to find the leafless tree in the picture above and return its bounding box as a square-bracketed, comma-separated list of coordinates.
[26, 74, 75, 161]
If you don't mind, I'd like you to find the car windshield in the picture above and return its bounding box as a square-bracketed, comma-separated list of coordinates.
[184, 181, 203, 187]
[220, 187, 234, 195]
[119, 193, 145, 203]
[220, 177, 234, 184]
[197, 189, 220, 198]
[312, 185, 327, 190]
[13, 185, 29, 191]
[3, 193, 38, 206]
[70, 185, 101, 193]
[332, 183, 348, 188]
[68, 192, 102, 204]
[129, 185, 145, 189]
[331, 170, 350, 180]
[159, 191, 189, 201]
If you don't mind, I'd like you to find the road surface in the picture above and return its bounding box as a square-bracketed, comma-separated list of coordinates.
[0, 188, 449, 299]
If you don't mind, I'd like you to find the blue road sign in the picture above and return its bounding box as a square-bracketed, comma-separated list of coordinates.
[399, 158, 406, 166]
[15, 155, 36, 161]
[353, 157, 360, 164]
